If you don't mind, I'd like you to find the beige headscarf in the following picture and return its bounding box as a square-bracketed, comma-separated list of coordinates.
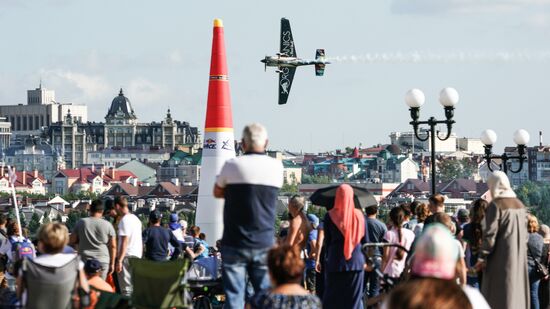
[488, 171, 516, 199]
[539, 224, 550, 241]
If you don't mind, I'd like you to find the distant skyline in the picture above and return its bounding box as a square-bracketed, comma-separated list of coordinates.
[1, 0, 550, 152]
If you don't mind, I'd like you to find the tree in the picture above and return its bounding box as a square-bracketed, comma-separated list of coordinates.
[19, 212, 27, 228]
[516, 181, 550, 225]
[42, 210, 51, 225]
[281, 179, 298, 195]
[66, 211, 82, 232]
[28, 212, 41, 235]
[302, 175, 332, 184]
[437, 158, 478, 182]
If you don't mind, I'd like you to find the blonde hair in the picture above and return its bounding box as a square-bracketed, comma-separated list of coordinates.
[37, 223, 69, 254]
[528, 214, 539, 234]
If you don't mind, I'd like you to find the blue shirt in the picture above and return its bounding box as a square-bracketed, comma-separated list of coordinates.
[306, 229, 318, 270]
[366, 217, 387, 257]
[216, 153, 283, 249]
[142, 226, 181, 262]
[323, 213, 368, 272]
[194, 238, 210, 259]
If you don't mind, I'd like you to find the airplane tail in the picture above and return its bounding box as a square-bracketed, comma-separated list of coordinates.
[315, 49, 326, 76]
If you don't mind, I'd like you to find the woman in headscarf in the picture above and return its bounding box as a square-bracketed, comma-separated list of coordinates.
[385, 224, 490, 309]
[322, 184, 368, 309]
[538, 224, 550, 309]
[474, 171, 529, 309]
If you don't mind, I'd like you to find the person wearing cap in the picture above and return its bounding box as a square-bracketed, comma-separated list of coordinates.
[384, 224, 490, 309]
[142, 210, 182, 262]
[305, 213, 319, 293]
[85, 259, 114, 293]
[168, 213, 184, 242]
[179, 219, 195, 248]
[70, 199, 116, 280]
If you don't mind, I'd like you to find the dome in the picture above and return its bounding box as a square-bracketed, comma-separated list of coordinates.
[386, 144, 402, 156]
[106, 88, 136, 120]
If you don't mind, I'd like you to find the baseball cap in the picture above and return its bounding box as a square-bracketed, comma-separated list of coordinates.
[307, 214, 320, 228]
[149, 210, 162, 221]
[84, 259, 103, 274]
[411, 224, 459, 280]
[169, 213, 179, 223]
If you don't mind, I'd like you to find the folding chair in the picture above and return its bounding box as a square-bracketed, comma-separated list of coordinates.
[129, 258, 191, 309]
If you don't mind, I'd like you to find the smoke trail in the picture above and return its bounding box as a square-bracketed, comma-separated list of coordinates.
[328, 50, 550, 63]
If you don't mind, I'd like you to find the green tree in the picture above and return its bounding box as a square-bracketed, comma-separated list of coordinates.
[437, 158, 478, 182]
[281, 180, 298, 195]
[66, 211, 82, 232]
[42, 210, 51, 225]
[516, 181, 550, 225]
[28, 212, 41, 235]
[19, 212, 27, 228]
[302, 175, 332, 184]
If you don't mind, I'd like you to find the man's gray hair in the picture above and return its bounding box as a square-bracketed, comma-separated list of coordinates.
[242, 123, 268, 149]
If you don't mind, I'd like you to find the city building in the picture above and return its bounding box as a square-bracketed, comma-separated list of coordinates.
[117, 160, 158, 184]
[283, 160, 303, 184]
[0, 117, 11, 150]
[46, 89, 200, 168]
[390, 130, 457, 153]
[157, 150, 201, 185]
[0, 170, 47, 195]
[53, 166, 138, 195]
[456, 137, 485, 155]
[528, 146, 550, 183]
[87, 147, 171, 167]
[0, 85, 87, 135]
[1, 136, 64, 180]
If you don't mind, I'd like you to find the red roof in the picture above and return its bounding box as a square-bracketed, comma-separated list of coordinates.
[57, 167, 137, 185]
[2, 171, 46, 188]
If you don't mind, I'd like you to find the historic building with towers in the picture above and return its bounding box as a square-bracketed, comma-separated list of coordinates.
[46, 89, 200, 168]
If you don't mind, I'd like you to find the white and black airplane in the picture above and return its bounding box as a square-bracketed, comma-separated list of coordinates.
[261, 18, 330, 105]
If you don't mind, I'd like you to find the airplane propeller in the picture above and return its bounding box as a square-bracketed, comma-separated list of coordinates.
[264, 56, 267, 71]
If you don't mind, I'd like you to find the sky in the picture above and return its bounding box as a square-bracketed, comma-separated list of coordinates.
[1, 0, 550, 152]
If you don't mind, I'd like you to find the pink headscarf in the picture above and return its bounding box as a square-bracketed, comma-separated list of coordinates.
[329, 184, 365, 260]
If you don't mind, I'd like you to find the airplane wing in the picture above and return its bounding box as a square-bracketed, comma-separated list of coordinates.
[280, 18, 296, 58]
[278, 67, 296, 105]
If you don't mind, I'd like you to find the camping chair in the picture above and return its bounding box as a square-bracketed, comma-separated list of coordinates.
[129, 258, 191, 309]
[93, 288, 131, 309]
[21, 256, 80, 309]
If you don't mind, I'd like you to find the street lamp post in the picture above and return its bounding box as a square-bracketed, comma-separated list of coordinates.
[406, 88, 459, 195]
[480, 129, 530, 174]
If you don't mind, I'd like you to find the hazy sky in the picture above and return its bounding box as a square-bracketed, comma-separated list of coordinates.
[1, 0, 549, 152]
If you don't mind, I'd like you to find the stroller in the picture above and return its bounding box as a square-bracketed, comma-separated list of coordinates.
[186, 256, 224, 309]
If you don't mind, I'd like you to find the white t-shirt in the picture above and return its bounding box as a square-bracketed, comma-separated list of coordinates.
[171, 228, 184, 242]
[383, 227, 415, 278]
[118, 213, 143, 258]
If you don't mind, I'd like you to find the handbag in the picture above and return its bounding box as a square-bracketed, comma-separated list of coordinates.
[528, 246, 549, 280]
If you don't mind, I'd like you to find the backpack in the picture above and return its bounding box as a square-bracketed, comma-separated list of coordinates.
[7, 238, 34, 275]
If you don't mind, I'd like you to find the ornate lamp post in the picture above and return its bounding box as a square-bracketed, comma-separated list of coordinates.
[405, 88, 459, 195]
[480, 129, 530, 174]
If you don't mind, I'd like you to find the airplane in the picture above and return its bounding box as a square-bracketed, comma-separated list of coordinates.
[261, 18, 330, 105]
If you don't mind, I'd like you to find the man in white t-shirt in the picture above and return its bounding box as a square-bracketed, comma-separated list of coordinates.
[114, 196, 142, 296]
